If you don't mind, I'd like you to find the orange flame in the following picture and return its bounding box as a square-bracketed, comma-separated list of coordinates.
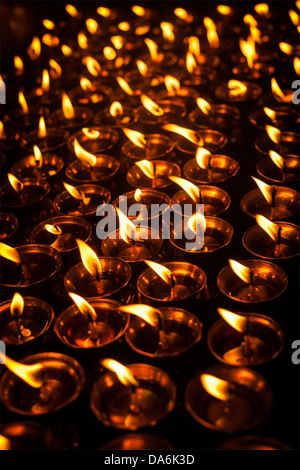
[188, 213, 206, 234]
[196, 97, 212, 115]
[141, 94, 164, 116]
[10, 292, 24, 317]
[0, 242, 22, 264]
[186, 52, 197, 73]
[144, 38, 159, 62]
[42, 34, 59, 47]
[62, 93, 75, 119]
[14, 56, 24, 74]
[69, 292, 97, 321]
[110, 101, 123, 117]
[101, 359, 139, 387]
[243, 14, 258, 27]
[116, 208, 137, 244]
[65, 4, 79, 18]
[136, 160, 155, 179]
[76, 239, 102, 278]
[85, 57, 101, 76]
[188, 36, 201, 58]
[216, 5, 232, 15]
[63, 182, 91, 204]
[0, 352, 45, 388]
[86, 18, 98, 34]
[42, 19, 55, 30]
[144, 260, 173, 285]
[164, 75, 180, 95]
[279, 42, 293, 55]
[82, 128, 100, 139]
[200, 374, 231, 401]
[123, 128, 146, 148]
[269, 150, 285, 170]
[294, 57, 300, 75]
[252, 176, 273, 204]
[263, 107, 276, 121]
[116, 76, 134, 96]
[38, 116, 47, 138]
[103, 46, 116, 60]
[0, 435, 11, 450]
[169, 176, 200, 202]
[80, 77, 93, 91]
[119, 304, 160, 327]
[254, 3, 269, 15]
[134, 189, 143, 203]
[118, 21, 130, 31]
[195, 147, 212, 169]
[160, 22, 175, 41]
[239, 37, 257, 68]
[27, 37, 41, 60]
[44, 224, 62, 235]
[132, 5, 146, 17]
[110, 35, 125, 50]
[61, 44, 72, 56]
[249, 25, 262, 44]
[41, 69, 50, 92]
[289, 9, 300, 26]
[174, 8, 193, 22]
[97, 7, 111, 17]
[78, 32, 88, 50]
[135, 25, 150, 35]
[136, 60, 148, 77]
[266, 125, 281, 144]
[271, 77, 291, 102]
[33, 145, 43, 168]
[163, 124, 203, 146]
[256, 215, 279, 242]
[74, 138, 97, 166]
[18, 91, 28, 114]
[203, 17, 219, 48]
[49, 59, 62, 79]
[0, 120, 4, 139]
[217, 308, 248, 333]
[8, 173, 24, 193]
[229, 259, 252, 284]
[228, 80, 247, 97]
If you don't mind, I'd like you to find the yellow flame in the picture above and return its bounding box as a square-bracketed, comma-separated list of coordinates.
[289, 9, 300, 26]
[144, 38, 159, 62]
[269, 150, 285, 170]
[144, 260, 173, 285]
[116, 76, 134, 96]
[85, 57, 101, 76]
[296, 1, 300, 11]
[78, 32, 88, 50]
[7, 173, 24, 193]
[42, 19, 55, 30]
[169, 176, 200, 202]
[101, 359, 139, 387]
[0, 121, 4, 139]
[229, 259, 252, 284]
[266, 125, 281, 144]
[119, 304, 160, 327]
[162, 124, 203, 146]
[249, 25, 262, 44]
[0, 435, 11, 450]
[254, 3, 269, 15]
[216, 5, 232, 15]
[76, 239, 102, 278]
[141, 94, 164, 116]
[103, 46, 117, 60]
[86, 18, 98, 34]
[196, 97, 211, 115]
[27, 37, 41, 60]
[256, 215, 279, 242]
[239, 37, 256, 68]
[263, 107, 276, 121]
[80, 77, 93, 91]
[65, 4, 79, 18]
[38, 116, 47, 138]
[109, 101, 123, 117]
[110, 35, 125, 50]
[160, 22, 175, 41]
[74, 138, 97, 166]
[116, 208, 137, 244]
[44, 224, 62, 235]
[61, 44, 72, 56]
[41, 69, 50, 92]
[186, 52, 197, 73]
[218, 308, 248, 333]
[123, 128, 146, 148]
[294, 57, 300, 75]
[201, 374, 231, 401]
[188, 36, 201, 58]
[18, 91, 28, 114]
[136, 160, 155, 179]
[69, 292, 97, 322]
[14, 56, 24, 74]
[279, 42, 293, 55]
[97, 7, 111, 17]
[135, 25, 150, 36]
[271, 77, 291, 102]
[62, 93, 75, 119]
[134, 189, 143, 203]
[0, 242, 22, 264]
[164, 75, 180, 95]
[252, 176, 273, 204]
[174, 8, 193, 22]
[63, 182, 91, 204]
[10, 292, 24, 317]
[132, 5, 146, 16]
[49, 59, 62, 79]
[0, 352, 45, 388]
[204, 17, 219, 48]
[243, 14, 258, 27]
[118, 21, 130, 31]
[42, 34, 59, 47]
[33, 145, 43, 167]
[82, 128, 100, 139]
[136, 60, 148, 76]
[195, 147, 212, 169]
[188, 213, 206, 234]
[228, 80, 247, 97]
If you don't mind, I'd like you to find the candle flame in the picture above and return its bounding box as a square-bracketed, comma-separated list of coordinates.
[101, 359, 139, 387]
[123, 128, 146, 148]
[61, 44, 72, 56]
[279, 42, 293, 55]
[186, 52, 197, 73]
[62, 93, 75, 119]
[82, 128, 100, 139]
[294, 57, 300, 75]
[256, 215, 279, 242]
[135, 160, 155, 179]
[217, 308, 248, 333]
[0, 435, 11, 450]
[33, 145, 43, 168]
[160, 22, 175, 41]
[69, 292, 97, 322]
[97, 7, 111, 17]
[196, 97, 212, 115]
[217, 5, 232, 15]
[252, 176, 273, 204]
[0, 120, 4, 139]
[63, 182, 91, 204]
[42, 19, 55, 30]
[7, 173, 24, 193]
[136, 60, 148, 77]
[134, 189, 143, 203]
[271, 77, 291, 103]
[65, 4, 79, 18]
[229, 259, 252, 284]
[76, 239, 102, 278]
[162, 124, 203, 146]
[10, 292, 24, 317]
[18, 91, 28, 114]
[80, 77, 93, 91]
[243, 14, 258, 27]
[269, 150, 285, 170]
[45, 224, 62, 235]
[116, 208, 137, 244]
[103, 46, 116, 61]
[86, 18, 98, 34]
[85, 57, 101, 76]
[254, 3, 269, 15]
[141, 94, 164, 116]
[49, 59, 62, 79]
[0, 242, 22, 264]
[201, 374, 231, 401]
[27, 37, 41, 60]
[74, 139, 97, 166]
[169, 176, 200, 202]
[119, 304, 160, 327]
[188, 213, 206, 234]
[266, 125, 281, 144]
[14, 56, 24, 74]
[289, 9, 300, 26]
[174, 8, 193, 22]
[116, 76, 134, 96]
[144, 260, 173, 285]
[42, 34, 59, 47]
[263, 107, 277, 121]
[239, 37, 257, 68]
[38, 116, 47, 138]
[110, 101, 123, 117]
[195, 147, 212, 169]
[203, 17, 219, 48]
[228, 80, 247, 97]
[135, 26, 150, 36]
[41, 69, 50, 92]
[188, 36, 201, 58]
[144, 38, 159, 62]
[118, 21, 130, 31]
[132, 5, 146, 16]
[0, 352, 45, 388]
[249, 25, 262, 44]
[110, 35, 125, 50]
[164, 75, 180, 95]
[78, 32, 88, 50]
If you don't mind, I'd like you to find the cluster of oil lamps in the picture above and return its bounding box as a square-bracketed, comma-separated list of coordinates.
[0, 2, 299, 451]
